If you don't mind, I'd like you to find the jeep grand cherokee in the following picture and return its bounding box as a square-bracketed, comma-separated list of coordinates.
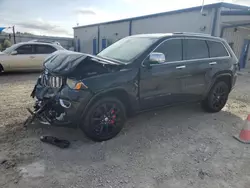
[28, 33, 238, 141]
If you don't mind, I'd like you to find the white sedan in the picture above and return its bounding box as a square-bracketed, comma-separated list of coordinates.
[0, 41, 65, 73]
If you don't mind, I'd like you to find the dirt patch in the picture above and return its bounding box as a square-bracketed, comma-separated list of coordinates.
[1, 73, 250, 188]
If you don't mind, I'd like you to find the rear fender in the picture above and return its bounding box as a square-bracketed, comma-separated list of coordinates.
[203, 71, 233, 99]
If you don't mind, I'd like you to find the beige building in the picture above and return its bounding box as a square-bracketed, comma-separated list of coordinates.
[74, 2, 250, 70]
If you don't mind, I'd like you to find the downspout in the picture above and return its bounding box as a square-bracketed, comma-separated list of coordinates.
[129, 20, 132, 36]
[220, 27, 225, 38]
[211, 7, 219, 36]
[97, 25, 100, 53]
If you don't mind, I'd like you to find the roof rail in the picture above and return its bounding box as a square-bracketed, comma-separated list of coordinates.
[173, 32, 211, 36]
[28, 39, 61, 45]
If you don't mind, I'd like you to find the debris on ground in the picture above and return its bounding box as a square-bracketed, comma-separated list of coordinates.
[40, 135, 70, 148]
[198, 169, 209, 180]
[0, 159, 16, 169]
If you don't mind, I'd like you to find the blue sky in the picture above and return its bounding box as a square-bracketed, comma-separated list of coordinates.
[0, 0, 249, 37]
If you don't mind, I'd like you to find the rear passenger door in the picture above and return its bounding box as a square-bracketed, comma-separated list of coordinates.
[180, 38, 211, 101]
[206, 40, 230, 70]
[34, 44, 57, 69]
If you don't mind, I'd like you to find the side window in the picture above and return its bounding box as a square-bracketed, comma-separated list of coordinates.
[16, 45, 34, 54]
[207, 41, 229, 57]
[184, 39, 209, 60]
[35, 45, 56, 54]
[153, 39, 182, 62]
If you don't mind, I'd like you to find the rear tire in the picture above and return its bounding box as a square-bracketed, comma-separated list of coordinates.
[81, 97, 126, 142]
[201, 81, 229, 113]
[0, 64, 3, 75]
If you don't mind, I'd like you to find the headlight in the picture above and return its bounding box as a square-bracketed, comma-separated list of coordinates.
[66, 78, 78, 89]
[66, 78, 88, 90]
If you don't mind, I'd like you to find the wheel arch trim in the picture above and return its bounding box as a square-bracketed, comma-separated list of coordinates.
[81, 88, 136, 120]
[203, 71, 233, 99]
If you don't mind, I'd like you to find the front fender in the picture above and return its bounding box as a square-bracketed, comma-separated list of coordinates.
[80, 68, 139, 118]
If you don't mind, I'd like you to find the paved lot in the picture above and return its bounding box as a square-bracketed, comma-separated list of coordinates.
[1, 72, 250, 188]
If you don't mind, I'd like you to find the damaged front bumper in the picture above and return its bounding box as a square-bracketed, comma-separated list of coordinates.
[27, 76, 92, 128]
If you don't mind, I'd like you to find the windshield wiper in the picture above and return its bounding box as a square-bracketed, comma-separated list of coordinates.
[96, 55, 124, 64]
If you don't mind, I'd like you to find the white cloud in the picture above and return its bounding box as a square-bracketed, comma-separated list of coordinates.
[74, 8, 96, 15]
[1, 17, 73, 37]
[16, 18, 71, 35]
[74, 7, 131, 26]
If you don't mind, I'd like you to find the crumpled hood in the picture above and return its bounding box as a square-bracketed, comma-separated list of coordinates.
[44, 50, 88, 75]
[44, 50, 120, 76]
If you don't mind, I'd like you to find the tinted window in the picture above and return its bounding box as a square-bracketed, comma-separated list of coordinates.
[184, 39, 209, 60]
[16, 45, 34, 54]
[154, 39, 182, 62]
[35, 45, 56, 54]
[207, 41, 229, 57]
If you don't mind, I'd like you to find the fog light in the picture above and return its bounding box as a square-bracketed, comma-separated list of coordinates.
[59, 99, 71, 109]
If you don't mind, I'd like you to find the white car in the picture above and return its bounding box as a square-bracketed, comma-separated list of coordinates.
[0, 41, 66, 73]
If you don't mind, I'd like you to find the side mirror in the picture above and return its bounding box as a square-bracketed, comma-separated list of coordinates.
[11, 50, 17, 55]
[149, 52, 166, 64]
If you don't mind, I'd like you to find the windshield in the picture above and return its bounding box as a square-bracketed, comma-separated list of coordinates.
[2, 44, 18, 54]
[97, 37, 158, 63]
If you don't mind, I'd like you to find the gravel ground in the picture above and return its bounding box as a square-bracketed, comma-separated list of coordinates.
[1, 72, 250, 188]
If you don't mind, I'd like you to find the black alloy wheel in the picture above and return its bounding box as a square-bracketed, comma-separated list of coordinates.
[202, 81, 229, 113]
[82, 97, 126, 141]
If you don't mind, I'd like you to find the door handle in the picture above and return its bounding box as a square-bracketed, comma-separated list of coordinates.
[209, 62, 217, 65]
[176, 65, 186, 69]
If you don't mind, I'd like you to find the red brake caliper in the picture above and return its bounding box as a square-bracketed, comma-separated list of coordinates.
[110, 110, 116, 125]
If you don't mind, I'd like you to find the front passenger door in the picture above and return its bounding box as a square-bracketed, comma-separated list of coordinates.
[8, 44, 35, 70]
[140, 38, 186, 109]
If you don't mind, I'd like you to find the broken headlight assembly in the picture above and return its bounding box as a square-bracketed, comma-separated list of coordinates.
[66, 78, 88, 90]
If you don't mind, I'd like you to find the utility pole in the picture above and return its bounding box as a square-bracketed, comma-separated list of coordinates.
[12, 26, 16, 44]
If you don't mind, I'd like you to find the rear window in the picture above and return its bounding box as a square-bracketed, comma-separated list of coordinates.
[207, 41, 229, 57]
[35, 45, 56, 54]
[184, 39, 209, 60]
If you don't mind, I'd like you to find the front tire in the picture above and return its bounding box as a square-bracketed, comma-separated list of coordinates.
[202, 81, 229, 113]
[81, 97, 126, 142]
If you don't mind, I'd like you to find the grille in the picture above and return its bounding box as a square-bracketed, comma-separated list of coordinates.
[40, 74, 63, 88]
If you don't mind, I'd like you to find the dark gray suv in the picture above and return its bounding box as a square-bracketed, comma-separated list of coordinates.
[29, 32, 238, 141]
